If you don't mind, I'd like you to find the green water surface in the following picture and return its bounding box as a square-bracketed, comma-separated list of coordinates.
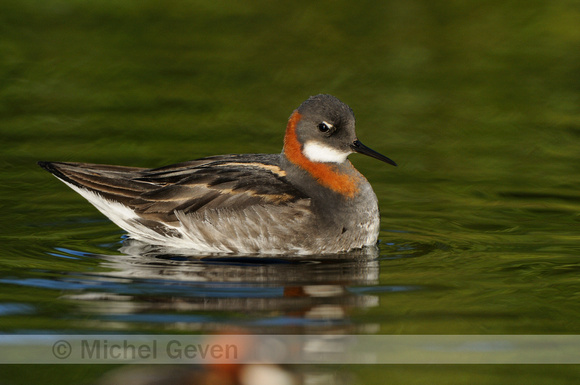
[1, 0, 579, 384]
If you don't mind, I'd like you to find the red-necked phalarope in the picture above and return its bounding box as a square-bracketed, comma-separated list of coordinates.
[39, 94, 397, 254]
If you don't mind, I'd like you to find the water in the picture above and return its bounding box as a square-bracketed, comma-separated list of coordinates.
[1, 0, 580, 383]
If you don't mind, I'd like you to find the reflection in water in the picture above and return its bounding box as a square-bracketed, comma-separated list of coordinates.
[62, 241, 384, 385]
[63, 239, 381, 334]
[94, 362, 350, 385]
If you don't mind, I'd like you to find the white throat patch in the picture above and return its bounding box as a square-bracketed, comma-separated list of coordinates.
[302, 141, 351, 163]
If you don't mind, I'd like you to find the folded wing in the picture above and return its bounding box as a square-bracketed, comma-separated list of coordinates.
[39, 155, 313, 252]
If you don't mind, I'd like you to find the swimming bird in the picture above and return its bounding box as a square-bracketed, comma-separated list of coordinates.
[38, 94, 396, 255]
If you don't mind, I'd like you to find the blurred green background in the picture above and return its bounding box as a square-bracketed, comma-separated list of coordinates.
[1, 0, 579, 384]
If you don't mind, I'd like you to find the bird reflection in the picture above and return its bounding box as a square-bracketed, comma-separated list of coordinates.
[62, 241, 382, 385]
[64, 239, 381, 334]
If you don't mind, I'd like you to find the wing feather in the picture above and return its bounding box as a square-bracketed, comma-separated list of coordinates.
[39, 155, 309, 227]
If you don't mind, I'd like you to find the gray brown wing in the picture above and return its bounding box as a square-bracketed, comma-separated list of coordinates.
[38, 154, 310, 224]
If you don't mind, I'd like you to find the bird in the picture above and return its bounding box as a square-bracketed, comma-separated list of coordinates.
[38, 94, 397, 255]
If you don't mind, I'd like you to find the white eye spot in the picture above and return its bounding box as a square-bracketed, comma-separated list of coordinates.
[303, 141, 351, 163]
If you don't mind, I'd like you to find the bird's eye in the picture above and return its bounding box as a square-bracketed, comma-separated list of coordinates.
[317, 122, 330, 133]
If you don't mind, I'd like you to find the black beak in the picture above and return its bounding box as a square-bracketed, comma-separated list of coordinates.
[350, 140, 397, 167]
